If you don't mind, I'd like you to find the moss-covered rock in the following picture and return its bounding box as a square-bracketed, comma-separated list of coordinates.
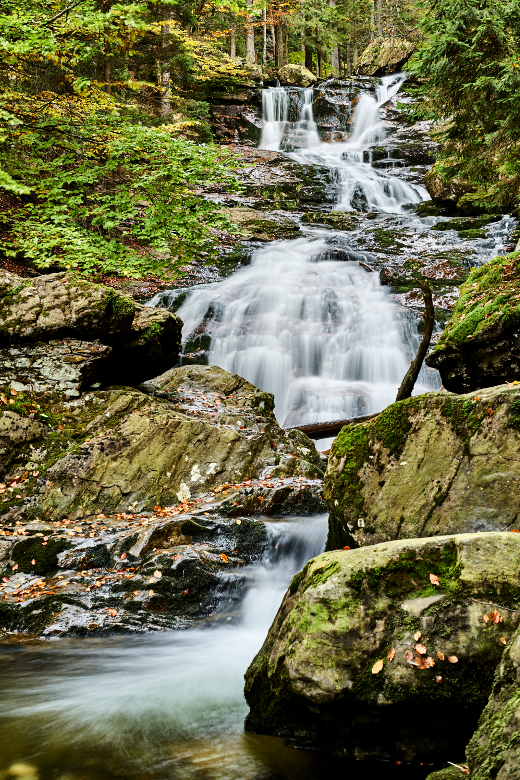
[466, 624, 520, 779]
[355, 37, 416, 76]
[224, 208, 301, 241]
[244, 532, 520, 761]
[324, 384, 520, 551]
[0, 365, 323, 521]
[426, 253, 520, 392]
[277, 64, 316, 87]
[0, 270, 182, 386]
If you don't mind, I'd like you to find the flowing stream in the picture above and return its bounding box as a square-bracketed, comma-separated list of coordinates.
[2, 77, 511, 779]
[160, 74, 440, 446]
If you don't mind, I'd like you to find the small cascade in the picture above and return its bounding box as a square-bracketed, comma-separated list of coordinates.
[175, 236, 440, 428]
[259, 87, 289, 151]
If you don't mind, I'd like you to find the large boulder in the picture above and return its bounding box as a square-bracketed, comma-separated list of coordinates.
[0, 365, 324, 521]
[277, 64, 316, 87]
[466, 624, 520, 779]
[426, 253, 520, 393]
[244, 532, 520, 761]
[424, 163, 476, 208]
[355, 37, 415, 76]
[324, 384, 520, 551]
[0, 270, 182, 386]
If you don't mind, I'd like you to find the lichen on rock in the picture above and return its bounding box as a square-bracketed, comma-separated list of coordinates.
[426, 252, 520, 392]
[324, 384, 520, 551]
[244, 532, 520, 762]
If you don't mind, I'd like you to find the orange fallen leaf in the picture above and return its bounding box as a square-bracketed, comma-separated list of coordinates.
[483, 614, 490, 623]
[448, 655, 458, 664]
[437, 651, 445, 661]
[220, 554, 229, 563]
[500, 637, 507, 645]
[133, 590, 140, 596]
[149, 590, 154, 596]
[107, 608, 117, 617]
[491, 610, 503, 624]
[405, 649, 414, 663]
[31, 559, 35, 566]
[121, 553, 127, 560]
[510, 529, 520, 533]
[435, 675, 443, 683]
[372, 659, 384, 674]
[184, 588, 189, 594]
[387, 648, 395, 661]
[343, 545, 351, 550]
[416, 656, 435, 669]
[415, 643, 427, 656]
[154, 570, 162, 579]
[414, 631, 422, 641]
[430, 573, 440, 586]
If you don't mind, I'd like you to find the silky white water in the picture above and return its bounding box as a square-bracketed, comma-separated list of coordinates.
[0, 516, 331, 780]
[170, 77, 440, 428]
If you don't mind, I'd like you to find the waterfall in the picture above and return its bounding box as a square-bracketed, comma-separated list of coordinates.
[174, 237, 439, 429]
[165, 76, 439, 432]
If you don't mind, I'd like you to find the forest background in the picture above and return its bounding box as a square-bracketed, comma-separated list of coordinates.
[0, 0, 519, 281]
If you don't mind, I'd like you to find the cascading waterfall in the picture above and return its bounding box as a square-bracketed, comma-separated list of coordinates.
[167, 76, 440, 431]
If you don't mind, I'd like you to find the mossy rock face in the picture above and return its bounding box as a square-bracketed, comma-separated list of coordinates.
[426, 252, 520, 393]
[0, 270, 182, 386]
[466, 624, 520, 780]
[224, 208, 301, 241]
[324, 385, 520, 551]
[12, 535, 71, 575]
[301, 211, 361, 230]
[355, 36, 415, 76]
[244, 532, 520, 762]
[425, 769, 468, 780]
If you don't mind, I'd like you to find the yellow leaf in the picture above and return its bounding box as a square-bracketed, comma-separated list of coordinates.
[372, 659, 384, 674]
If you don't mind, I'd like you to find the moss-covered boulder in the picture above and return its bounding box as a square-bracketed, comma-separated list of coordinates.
[355, 37, 415, 76]
[0, 365, 323, 521]
[426, 253, 520, 393]
[466, 623, 520, 780]
[0, 270, 182, 385]
[425, 163, 476, 208]
[244, 532, 520, 762]
[324, 384, 520, 551]
[224, 207, 301, 241]
[277, 64, 316, 87]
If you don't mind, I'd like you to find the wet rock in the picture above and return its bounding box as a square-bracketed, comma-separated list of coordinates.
[324, 384, 520, 551]
[426, 253, 520, 392]
[425, 163, 477, 210]
[355, 37, 416, 76]
[224, 208, 301, 241]
[244, 532, 520, 761]
[0, 270, 182, 385]
[210, 104, 261, 144]
[277, 64, 316, 87]
[301, 211, 361, 230]
[466, 623, 520, 780]
[0, 340, 111, 397]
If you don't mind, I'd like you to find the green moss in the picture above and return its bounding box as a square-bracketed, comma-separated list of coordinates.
[303, 561, 340, 591]
[330, 423, 373, 515]
[141, 321, 162, 342]
[432, 252, 520, 351]
[508, 398, 520, 431]
[373, 398, 416, 453]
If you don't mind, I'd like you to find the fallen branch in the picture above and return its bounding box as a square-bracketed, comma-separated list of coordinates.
[395, 279, 434, 402]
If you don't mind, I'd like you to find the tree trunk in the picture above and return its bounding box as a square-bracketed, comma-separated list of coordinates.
[245, 0, 256, 63]
[275, 24, 283, 68]
[230, 26, 236, 59]
[159, 12, 171, 117]
[305, 44, 313, 72]
[346, 37, 352, 76]
[376, 0, 382, 35]
[317, 48, 323, 78]
[395, 281, 435, 402]
[329, 0, 339, 76]
[262, 6, 267, 63]
[353, 35, 358, 71]
[104, 54, 111, 95]
[284, 23, 288, 65]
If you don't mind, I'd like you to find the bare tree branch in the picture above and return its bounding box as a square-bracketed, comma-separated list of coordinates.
[395, 279, 435, 402]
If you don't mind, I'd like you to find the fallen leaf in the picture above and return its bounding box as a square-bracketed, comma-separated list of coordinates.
[149, 590, 154, 597]
[430, 573, 440, 586]
[406, 649, 414, 663]
[491, 610, 503, 624]
[435, 675, 443, 683]
[133, 590, 140, 596]
[372, 659, 384, 674]
[343, 545, 351, 550]
[120, 553, 127, 560]
[154, 570, 162, 579]
[414, 631, 422, 641]
[387, 648, 395, 661]
[31, 559, 36, 566]
[220, 553, 229, 563]
[483, 614, 490, 624]
[10, 388, 17, 396]
[107, 608, 117, 617]
[500, 637, 507, 645]
[448, 655, 458, 664]
[236, 519, 241, 525]
[415, 643, 427, 656]
[148, 577, 156, 584]
[510, 529, 520, 533]
[184, 588, 189, 594]
[437, 651, 445, 661]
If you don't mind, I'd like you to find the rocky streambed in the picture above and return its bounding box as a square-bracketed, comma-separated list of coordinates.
[1, 73, 520, 780]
